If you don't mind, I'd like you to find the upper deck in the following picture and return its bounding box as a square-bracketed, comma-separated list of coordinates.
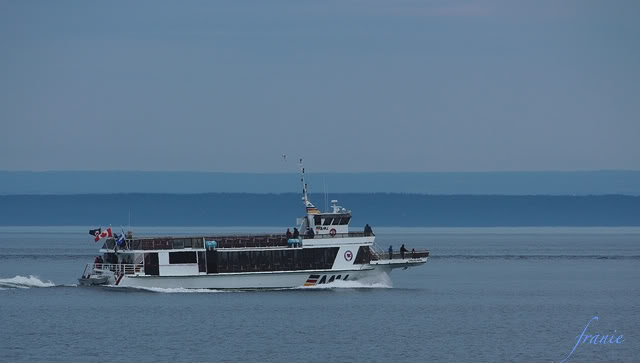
[101, 231, 370, 252]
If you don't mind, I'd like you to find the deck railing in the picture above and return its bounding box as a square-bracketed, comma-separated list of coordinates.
[310, 232, 367, 239]
[103, 235, 292, 251]
[373, 250, 429, 260]
[92, 263, 144, 275]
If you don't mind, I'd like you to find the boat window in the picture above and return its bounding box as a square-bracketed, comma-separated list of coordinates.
[169, 251, 197, 264]
[323, 218, 333, 225]
[340, 217, 351, 225]
[331, 218, 341, 225]
[354, 246, 372, 264]
[193, 238, 204, 249]
[197, 251, 206, 272]
[184, 239, 192, 248]
[211, 247, 338, 273]
[144, 253, 159, 275]
[172, 239, 184, 249]
[314, 215, 322, 225]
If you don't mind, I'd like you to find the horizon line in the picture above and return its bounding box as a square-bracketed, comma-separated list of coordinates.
[2, 169, 640, 174]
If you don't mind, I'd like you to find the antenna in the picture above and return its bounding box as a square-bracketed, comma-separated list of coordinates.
[299, 158, 308, 207]
[323, 176, 328, 212]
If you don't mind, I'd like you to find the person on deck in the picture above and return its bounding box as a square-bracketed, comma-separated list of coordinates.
[411, 248, 416, 258]
[400, 244, 408, 259]
[293, 228, 299, 239]
[388, 245, 393, 260]
[286, 228, 292, 239]
[306, 228, 315, 238]
[364, 224, 374, 236]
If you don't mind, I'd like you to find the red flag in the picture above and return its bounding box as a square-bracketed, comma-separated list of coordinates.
[95, 227, 112, 242]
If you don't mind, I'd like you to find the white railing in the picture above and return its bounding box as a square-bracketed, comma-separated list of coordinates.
[370, 243, 429, 260]
[92, 263, 144, 275]
[309, 231, 367, 239]
[375, 250, 429, 260]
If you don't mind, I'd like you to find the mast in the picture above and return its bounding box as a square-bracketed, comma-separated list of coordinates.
[299, 158, 319, 214]
[299, 158, 308, 207]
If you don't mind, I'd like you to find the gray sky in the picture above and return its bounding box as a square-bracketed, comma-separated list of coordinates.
[1, 0, 638, 172]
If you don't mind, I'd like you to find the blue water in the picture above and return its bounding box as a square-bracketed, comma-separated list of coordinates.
[1, 227, 639, 362]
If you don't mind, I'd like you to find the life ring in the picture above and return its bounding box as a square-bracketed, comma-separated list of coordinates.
[329, 228, 337, 236]
[344, 250, 353, 261]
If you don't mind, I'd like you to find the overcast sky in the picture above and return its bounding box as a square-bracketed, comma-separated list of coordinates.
[1, 0, 638, 172]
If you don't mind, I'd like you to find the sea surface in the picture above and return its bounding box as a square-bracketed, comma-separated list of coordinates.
[1, 227, 639, 362]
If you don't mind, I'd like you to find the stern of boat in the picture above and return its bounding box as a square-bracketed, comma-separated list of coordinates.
[78, 263, 144, 286]
[369, 247, 429, 270]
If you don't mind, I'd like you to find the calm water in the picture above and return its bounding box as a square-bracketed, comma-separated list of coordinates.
[1, 227, 639, 362]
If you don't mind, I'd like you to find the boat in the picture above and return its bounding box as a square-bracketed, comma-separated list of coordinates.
[79, 162, 429, 289]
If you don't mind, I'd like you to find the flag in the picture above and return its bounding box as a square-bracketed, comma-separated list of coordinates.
[94, 227, 112, 242]
[116, 233, 125, 246]
[305, 200, 320, 215]
[89, 228, 101, 238]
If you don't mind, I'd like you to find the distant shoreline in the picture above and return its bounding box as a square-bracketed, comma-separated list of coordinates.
[2, 170, 640, 195]
[2, 193, 639, 227]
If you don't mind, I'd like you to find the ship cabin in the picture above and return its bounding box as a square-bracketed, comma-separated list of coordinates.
[298, 199, 352, 237]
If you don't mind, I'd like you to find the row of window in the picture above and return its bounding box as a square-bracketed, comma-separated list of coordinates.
[206, 248, 339, 273]
[154, 247, 342, 273]
[313, 215, 351, 226]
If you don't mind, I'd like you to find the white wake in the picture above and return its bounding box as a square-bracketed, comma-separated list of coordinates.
[111, 286, 226, 293]
[298, 271, 393, 289]
[0, 275, 56, 289]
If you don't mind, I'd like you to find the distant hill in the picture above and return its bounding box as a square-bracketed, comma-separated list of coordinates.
[1, 193, 638, 227]
[1, 170, 640, 195]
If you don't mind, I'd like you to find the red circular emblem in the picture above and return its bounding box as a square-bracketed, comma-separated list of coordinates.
[330, 228, 337, 236]
[344, 250, 353, 261]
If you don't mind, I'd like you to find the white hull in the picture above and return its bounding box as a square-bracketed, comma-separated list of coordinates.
[115, 266, 389, 289]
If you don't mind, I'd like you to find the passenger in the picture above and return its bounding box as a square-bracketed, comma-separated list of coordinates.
[411, 248, 415, 258]
[306, 228, 315, 238]
[293, 227, 299, 239]
[400, 244, 408, 259]
[364, 224, 374, 236]
[388, 245, 393, 260]
[286, 228, 292, 239]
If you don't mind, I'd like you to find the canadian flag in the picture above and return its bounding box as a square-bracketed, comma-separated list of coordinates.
[95, 227, 112, 242]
